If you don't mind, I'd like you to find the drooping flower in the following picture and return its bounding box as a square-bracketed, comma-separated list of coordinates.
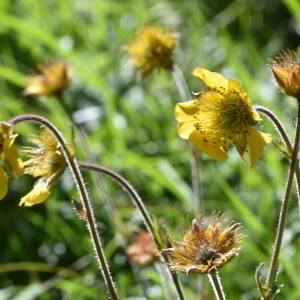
[175, 68, 272, 167]
[163, 214, 243, 274]
[127, 26, 177, 77]
[19, 129, 74, 206]
[0, 122, 23, 200]
[23, 62, 70, 97]
[269, 50, 300, 98]
[127, 231, 157, 265]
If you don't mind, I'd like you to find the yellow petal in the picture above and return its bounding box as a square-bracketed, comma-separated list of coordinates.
[175, 100, 199, 122]
[0, 167, 8, 200]
[189, 130, 228, 162]
[175, 101, 199, 139]
[252, 110, 262, 122]
[246, 128, 272, 168]
[192, 68, 229, 91]
[19, 181, 51, 207]
[4, 137, 23, 177]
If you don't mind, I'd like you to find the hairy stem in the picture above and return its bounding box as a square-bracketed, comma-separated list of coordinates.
[253, 105, 300, 217]
[9, 114, 119, 300]
[208, 272, 227, 300]
[265, 102, 300, 298]
[78, 161, 186, 300]
[58, 96, 116, 217]
[171, 64, 201, 213]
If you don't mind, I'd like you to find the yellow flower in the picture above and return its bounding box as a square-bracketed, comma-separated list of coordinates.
[0, 123, 23, 200]
[23, 62, 70, 97]
[127, 26, 176, 77]
[20, 129, 73, 206]
[175, 68, 272, 167]
[269, 50, 300, 98]
[19, 179, 51, 207]
[0, 167, 8, 200]
[163, 214, 243, 274]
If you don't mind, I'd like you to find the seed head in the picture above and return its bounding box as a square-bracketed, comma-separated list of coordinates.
[269, 50, 300, 99]
[163, 214, 244, 274]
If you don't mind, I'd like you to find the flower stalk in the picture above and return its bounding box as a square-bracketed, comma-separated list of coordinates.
[208, 272, 227, 300]
[78, 161, 186, 300]
[8, 114, 119, 300]
[253, 104, 300, 217]
[171, 63, 201, 213]
[264, 101, 300, 299]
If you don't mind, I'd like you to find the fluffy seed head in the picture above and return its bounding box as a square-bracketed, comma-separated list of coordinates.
[163, 214, 244, 274]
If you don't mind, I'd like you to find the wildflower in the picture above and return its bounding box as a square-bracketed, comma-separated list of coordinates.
[20, 129, 74, 206]
[163, 214, 243, 274]
[269, 50, 300, 98]
[175, 68, 272, 167]
[23, 62, 70, 97]
[0, 122, 23, 200]
[127, 26, 176, 77]
[127, 232, 157, 265]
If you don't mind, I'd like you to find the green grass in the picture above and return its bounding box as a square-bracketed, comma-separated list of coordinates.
[0, 0, 300, 299]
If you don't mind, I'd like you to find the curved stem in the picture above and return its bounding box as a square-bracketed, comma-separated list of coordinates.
[9, 114, 119, 300]
[171, 64, 201, 213]
[265, 102, 300, 298]
[207, 272, 226, 300]
[78, 161, 186, 300]
[78, 162, 156, 241]
[253, 105, 300, 218]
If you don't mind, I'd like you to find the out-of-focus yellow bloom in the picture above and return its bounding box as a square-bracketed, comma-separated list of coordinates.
[0, 167, 8, 200]
[175, 68, 272, 168]
[163, 214, 243, 274]
[20, 129, 73, 206]
[19, 179, 51, 207]
[127, 26, 177, 77]
[269, 50, 300, 98]
[23, 62, 70, 97]
[0, 123, 23, 200]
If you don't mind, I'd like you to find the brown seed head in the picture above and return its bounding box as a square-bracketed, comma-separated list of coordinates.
[269, 50, 300, 98]
[163, 214, 244, 274]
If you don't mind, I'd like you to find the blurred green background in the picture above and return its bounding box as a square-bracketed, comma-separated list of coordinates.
[1, 0, 300, 299]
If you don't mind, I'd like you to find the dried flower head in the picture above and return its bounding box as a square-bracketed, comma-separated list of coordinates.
[163, 214, 243, 274]
[127, 232, 157, 265]
[23, 61, 70, 97]
[269, 50, 300, 98]
[0, 122, 23, 200]
[175, 68, 272, 167]
[19, 129, 74, 206]
[127, 26, 177, 77]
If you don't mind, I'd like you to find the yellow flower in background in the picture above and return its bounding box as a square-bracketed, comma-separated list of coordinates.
[175, 68, 272, 168]
[163, 214, 243, 274]
[127, 26, 177, 77]
[0, 167, 8, 200]
[269, 50, 300, 98]
[23, 62, 70, 97]
[20, 129, 74, 206]
[0, 123, 23, 200]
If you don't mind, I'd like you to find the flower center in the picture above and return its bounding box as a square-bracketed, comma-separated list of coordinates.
[195, 244, 220, 265]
